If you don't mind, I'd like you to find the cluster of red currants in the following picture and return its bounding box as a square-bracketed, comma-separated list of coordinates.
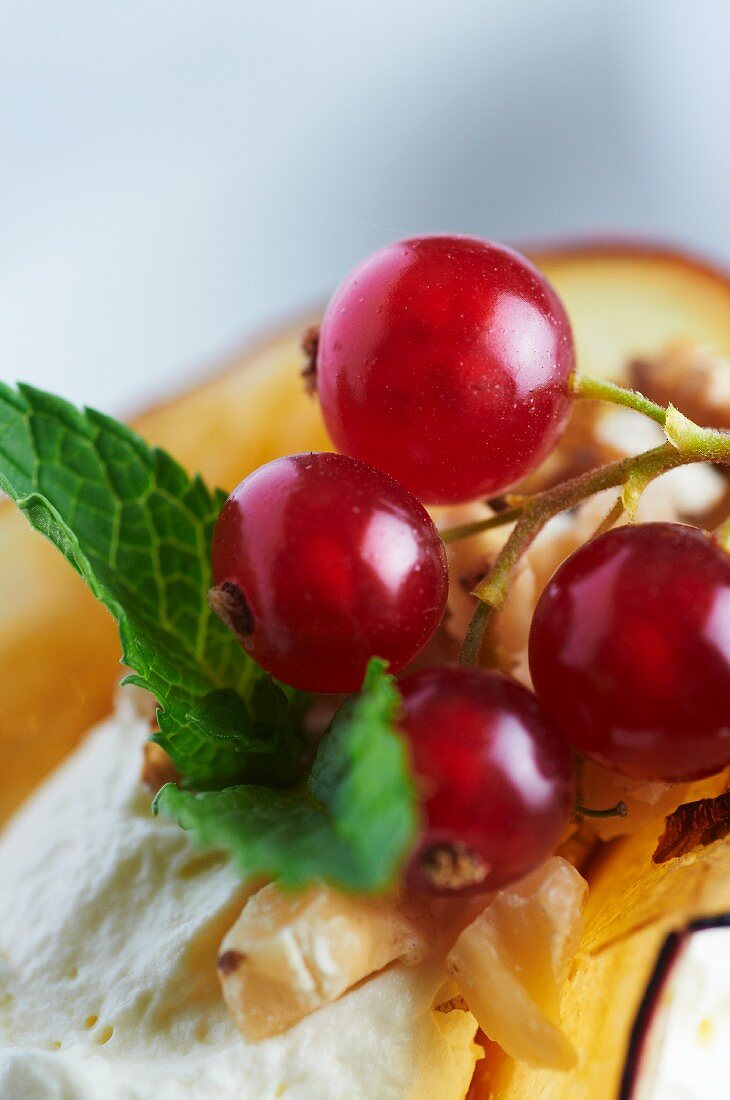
[211, 235, 730, 895]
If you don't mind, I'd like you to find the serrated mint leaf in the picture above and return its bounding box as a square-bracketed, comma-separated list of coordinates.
[0, 383, 301, 787]
[308, 657, 416, 867]
[184, 684, 304, 786]
[0, 387, 418, 892]
[154, 659, 418, 891]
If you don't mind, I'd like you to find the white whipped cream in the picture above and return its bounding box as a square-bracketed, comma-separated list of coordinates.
[0, 697, 479, 1099]
[631, 924, 730, 1100]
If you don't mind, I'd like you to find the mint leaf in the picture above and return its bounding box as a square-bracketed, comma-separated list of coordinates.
[0, 383, 301, 787]
[308, 658, 417, 870]
[0, 387, 418, 891]
[154, 659, 418, 891]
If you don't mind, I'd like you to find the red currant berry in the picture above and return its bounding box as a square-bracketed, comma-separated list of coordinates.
[398, 666, 575, 895]
[210, 452, 449, 693]
[315, 235, 575, 505]
[529, 523, 730, 782]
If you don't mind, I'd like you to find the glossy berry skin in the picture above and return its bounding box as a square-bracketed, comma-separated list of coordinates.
[316, 235, 575, 505]
[210, 452, 448, 693]
[529, 523, 730, 782]
[398, 667, 575, 895]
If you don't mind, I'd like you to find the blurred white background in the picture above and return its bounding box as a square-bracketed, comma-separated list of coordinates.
[2, 0, 729, 413]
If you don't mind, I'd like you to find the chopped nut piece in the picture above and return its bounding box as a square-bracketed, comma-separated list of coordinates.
[217, 949, 246, 975]
[217, 883, 437, 1041]
[653, 789, 730, 864]
[630, 340, 730, 429]
[447, 857, 587, 1070]
[140, 741, 179, 791]
[436, 993, 470, 1014]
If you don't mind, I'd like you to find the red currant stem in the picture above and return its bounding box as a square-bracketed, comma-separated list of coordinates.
[571, 372, 667, 426]
[714, 514, 730, 553]
[454, 380, 730, 662]
[592, 495, 625, 538]
[458, 600, 492, 665]
[663, 405, 730, 460]
[473, 443, 694, 611]
[574, 799, 628, 820]
[441, 505, 523, 544]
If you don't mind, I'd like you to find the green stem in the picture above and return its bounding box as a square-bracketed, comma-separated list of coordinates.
[571, 372, 667, 426]
[441, 505, 523, 544]
[474, 443, 690, 610]
[458, 600, 492, 666]
[592, 495, 625, 538]
[575, 800, 628, 820]
[664, 406, 730, 460]
[457, 376, 730, 662]
[463, 436, 730, 659]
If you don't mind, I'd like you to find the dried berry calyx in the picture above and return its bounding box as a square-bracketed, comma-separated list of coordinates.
[207, 581, 255, 641]
[300, 324, 319, 396]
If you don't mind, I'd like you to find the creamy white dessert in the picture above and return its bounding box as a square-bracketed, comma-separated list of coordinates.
[1, 295, 728, 1100]
[0, 696, 480, 1099]
[631, 924, 730, 1100]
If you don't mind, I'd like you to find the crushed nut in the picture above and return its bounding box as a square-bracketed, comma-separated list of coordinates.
[447, 857, 587, 1070]
[653, 789, 730, 864]
[217, 883, 436, 1041]
[630, 340, 730, 430]
[435, 993, 470, 1013]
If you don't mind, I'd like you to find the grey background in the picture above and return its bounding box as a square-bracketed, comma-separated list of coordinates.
[2, 0, 729, 411]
